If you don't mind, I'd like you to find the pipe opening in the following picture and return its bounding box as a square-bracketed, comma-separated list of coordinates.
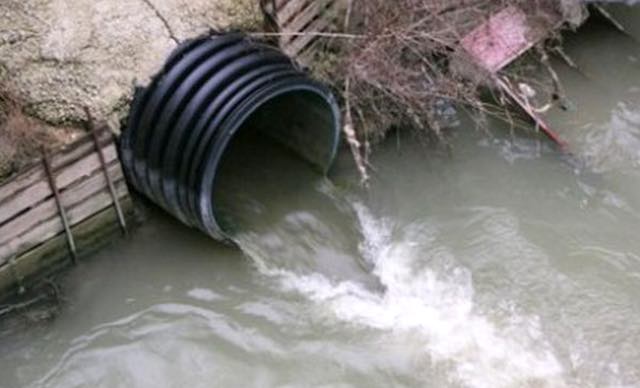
[241, 89, 341, 173]
[120, 34, 341, 241]
[212, 89, 340, 236]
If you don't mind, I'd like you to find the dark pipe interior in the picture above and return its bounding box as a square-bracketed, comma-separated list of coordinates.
[243, 90, 340, 173]
[213, 89, 340, 236]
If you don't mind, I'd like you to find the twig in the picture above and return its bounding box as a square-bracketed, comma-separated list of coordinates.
[0, 294, 47, 317]
[594, 4, 627, 34]
[496, 76, 569, 150]
[249, 31, 365, 39]
[343, 77, 369, 186]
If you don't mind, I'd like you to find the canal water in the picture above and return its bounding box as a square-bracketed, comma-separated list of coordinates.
[1, 19, 640, 388]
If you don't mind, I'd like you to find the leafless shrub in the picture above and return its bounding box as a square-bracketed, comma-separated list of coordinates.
[0, 91, 71, 181]
[301, 0, 584, 182]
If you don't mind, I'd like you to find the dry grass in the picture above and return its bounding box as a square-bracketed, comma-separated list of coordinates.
[0, 91, 76, 182]
[294, 0, 585, 181]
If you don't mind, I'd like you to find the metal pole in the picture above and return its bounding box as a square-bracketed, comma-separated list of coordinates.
[495, 76, 569, 151]
[42, 147, 77, 265]
[85, 108, 128, 236]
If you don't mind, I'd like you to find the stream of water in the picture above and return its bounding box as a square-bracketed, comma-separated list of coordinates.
[1, 19, 640, 388]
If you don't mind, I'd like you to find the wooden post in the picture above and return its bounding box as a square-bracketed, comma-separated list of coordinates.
[42, 147, 77, 264]
[86, 108, 128, 236]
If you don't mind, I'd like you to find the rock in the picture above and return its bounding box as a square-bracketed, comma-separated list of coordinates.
[0, 0, 258, 132]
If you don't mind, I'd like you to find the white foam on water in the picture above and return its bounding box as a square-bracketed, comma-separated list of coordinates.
[580, 102, 640, 173]
[236, 202, 566, 388]
[186, 288, 223, 303]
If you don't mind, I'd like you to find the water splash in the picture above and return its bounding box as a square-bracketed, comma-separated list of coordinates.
[236, 201, 566, 388]
[580, 102, 640, 173]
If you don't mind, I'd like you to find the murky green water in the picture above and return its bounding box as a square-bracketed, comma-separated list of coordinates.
[2, 19, 640, 388]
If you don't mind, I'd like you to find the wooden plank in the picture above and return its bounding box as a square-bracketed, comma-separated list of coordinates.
[279, 0, 311, 26]
[461, 5, 563, 73]
[275, 0, 347, 59]
[0, 143, 118, 225]
[286, 12, 334, 57]
[0, 162, 123, 250]
[458, 5, 569, 150]
[281, 0, 334, 46]
[276, 0, 289, 11]
[0, 197, 135, 300]
[461, 6, 531, 73]
[0, 128, 112, 203]
[0, 178, 128, 264]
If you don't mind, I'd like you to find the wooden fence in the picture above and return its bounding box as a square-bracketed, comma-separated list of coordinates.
[273, 0, 347, 58]
[0, 127, 133, 299]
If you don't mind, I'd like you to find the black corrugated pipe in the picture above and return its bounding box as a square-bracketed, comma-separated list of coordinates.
[120, 33, 341, 241]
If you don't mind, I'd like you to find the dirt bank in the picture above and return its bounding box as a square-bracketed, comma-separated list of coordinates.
[0, 0, 258, 182]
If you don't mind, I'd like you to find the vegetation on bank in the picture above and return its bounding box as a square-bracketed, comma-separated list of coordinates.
[0, 92, 80, 182]
[288, 0, 586, 180]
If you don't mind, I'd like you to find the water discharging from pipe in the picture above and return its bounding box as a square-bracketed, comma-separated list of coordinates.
[119, 33, 569, 386]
